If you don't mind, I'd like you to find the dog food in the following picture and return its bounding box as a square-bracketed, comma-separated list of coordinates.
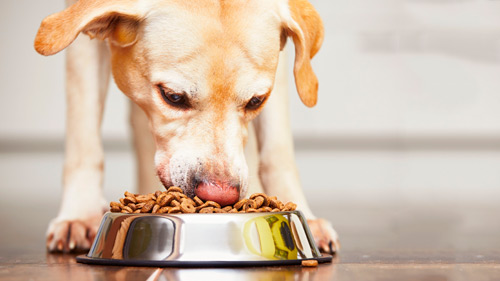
[301, 260, 319, 267]
[110, 186, 297, 214]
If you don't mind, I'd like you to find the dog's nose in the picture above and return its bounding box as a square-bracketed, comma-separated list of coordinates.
[194, 180, 240, 206]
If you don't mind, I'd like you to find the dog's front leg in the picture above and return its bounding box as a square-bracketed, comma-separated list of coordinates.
[46, 29, 110, 252]
[130, 102, 162, 194]
[253, 51, 339, 254]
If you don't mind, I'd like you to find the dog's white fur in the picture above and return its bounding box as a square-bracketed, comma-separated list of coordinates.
[36, 0, 339, 253]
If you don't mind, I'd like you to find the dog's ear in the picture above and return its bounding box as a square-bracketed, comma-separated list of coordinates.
[34, 0, 143, 56]
[281, 0, 324, 107]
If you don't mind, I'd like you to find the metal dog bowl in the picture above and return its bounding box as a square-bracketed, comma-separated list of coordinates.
[76, 211, 332, 267]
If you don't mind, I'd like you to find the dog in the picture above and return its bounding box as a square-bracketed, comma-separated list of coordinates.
[35, 0, 339, 253]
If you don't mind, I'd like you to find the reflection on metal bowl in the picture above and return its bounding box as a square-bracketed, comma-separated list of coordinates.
[76, 211, 332, 267]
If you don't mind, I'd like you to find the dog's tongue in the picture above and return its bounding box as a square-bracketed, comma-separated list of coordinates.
[195, 181, 239, 206]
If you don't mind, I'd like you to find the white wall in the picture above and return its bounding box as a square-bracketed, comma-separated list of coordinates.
[293, 0, 500, 137]
[0, 0, 129, 140]
[1, 0, 500, 211]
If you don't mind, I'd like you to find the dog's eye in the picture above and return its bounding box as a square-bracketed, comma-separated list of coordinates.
[158, 86, 188, 108]
[246, 96, 265, 110]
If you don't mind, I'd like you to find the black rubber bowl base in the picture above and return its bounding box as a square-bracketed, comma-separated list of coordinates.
[76, 254, 333, 268]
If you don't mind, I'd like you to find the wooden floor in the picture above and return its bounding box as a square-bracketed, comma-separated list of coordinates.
[1, 202, 499, 281]
[2, 251, 500, 281]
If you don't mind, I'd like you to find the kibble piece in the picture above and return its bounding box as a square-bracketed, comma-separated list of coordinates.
[157, 193, 174, 207]
[269, 199, 279, 209]
[184, 197, 196, 206]
[233, 199, 248, 210]
[253, 196, 265, 208]
[195, 202, 209, 211]
[122, 206, 133, 213]
[155, 190, 162, 198]
[141, 200, 155, 213]
[136, 195, 151, 203]
[110, 201, 121, 208]
[158, 207, 170, 214]
[167, 186, 183, 193]
[168, 206, 181, 213]
[270, 199, 284, 209]
[170, 192, 183, 201]
[205, 201, 221, 209]
[283, 202, 297, 211]
[123, 196, 137, 204]
[193, 196, 204, 206]
[199, 207, 214, 213]
[246, 208, 258, 213]
[156, 193, 166, 205]
[222, 206, 233, 212]
[124, 191, 135, 198]
[152, 204, 160, 214]
[171, 200, 180, 207]
[250, 193, 269, 207]
[259, 207, 273, 212]
[180, 200, 196, 213]
[243, 199, 257, 211]
[301, 260, 318, 267]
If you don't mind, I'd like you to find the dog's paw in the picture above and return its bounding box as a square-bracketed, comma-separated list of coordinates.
[307, 218, 340, 254]
[46, 214, 102, 253]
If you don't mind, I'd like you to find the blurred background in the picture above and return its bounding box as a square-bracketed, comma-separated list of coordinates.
[1, 0, 499, 257]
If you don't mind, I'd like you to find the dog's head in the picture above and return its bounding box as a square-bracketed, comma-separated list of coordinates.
[35, 0, 323, 206]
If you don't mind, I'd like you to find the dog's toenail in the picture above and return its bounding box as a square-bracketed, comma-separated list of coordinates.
[57, 241, 63, 251]
[69, 241, 75, 250]
[328, 241, 334, 254]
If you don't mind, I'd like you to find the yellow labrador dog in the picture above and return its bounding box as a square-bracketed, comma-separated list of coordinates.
[35, 0, 339, 253]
